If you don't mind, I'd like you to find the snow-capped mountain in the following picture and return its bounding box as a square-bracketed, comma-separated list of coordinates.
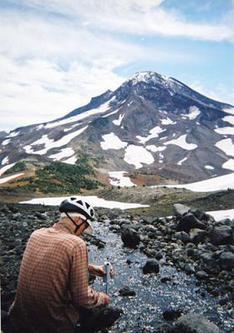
[1, 71, 234, 187]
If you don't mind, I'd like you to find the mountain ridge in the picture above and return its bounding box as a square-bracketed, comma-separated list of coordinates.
[0, 71, 233, 190]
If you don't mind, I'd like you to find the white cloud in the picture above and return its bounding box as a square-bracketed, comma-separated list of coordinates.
[16, 0, 234, 41]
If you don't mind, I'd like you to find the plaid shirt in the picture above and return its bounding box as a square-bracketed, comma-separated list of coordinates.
[9, 219, 105, 333]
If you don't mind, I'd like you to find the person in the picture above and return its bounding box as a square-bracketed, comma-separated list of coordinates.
[8, 197, 112, 333]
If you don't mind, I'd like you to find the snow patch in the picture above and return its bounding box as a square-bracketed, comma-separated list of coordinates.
[151, 173, 234, 192]
[215, 138, 234, 157]
[0, 163, 16, 176]
[49, 148, 75, 161]
[222, 159, 234, 171]
[205, 165, 214, 170]
[223, 115, 234, 125]
[124, 145, 154, 169]
[8, 131, 19, 138]
[45, 98, 115, 129]
[1, 156, 9, 166]
[109, 171, 135, 187]
[146, 145, 166, 153]
[223, 107, 234, 115]
[161, 117, 176, 125]
[20, 195, 149, 210]
[24, 126, 88, 155]
[177, 157, 187, 166]
[136, 126, 165, 144]
[215, 127, 234, 135]
[100, 133, 127, 150]
[0, 172, 24, 184]
[207, 209, 234, 221]
[63, 155, 77, 165]
[1, 139, 10, 146]
[113, 114, 124, 126]
[187, 106, 200, 120]
[102, 109, 119, 118]
[164, 134, 197, 151]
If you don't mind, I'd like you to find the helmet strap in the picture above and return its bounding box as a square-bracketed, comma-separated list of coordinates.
[65, 212, 86, 234]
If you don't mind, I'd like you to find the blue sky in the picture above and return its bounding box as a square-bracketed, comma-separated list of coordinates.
[0, 0, 233, 131]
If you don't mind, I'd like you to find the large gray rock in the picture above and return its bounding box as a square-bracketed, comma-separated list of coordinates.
[189, 228, 207, 244]
[209, 226, 233, 245]
[173, 204, 190, 217]
[219, 251, 234, 271]
[121, 227, 140, 248]
[143, 259, 160, 274]
[174, 313, 220, 333]
[176, 213, 206, 233]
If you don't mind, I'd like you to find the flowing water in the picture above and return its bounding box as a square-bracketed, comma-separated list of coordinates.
[89, 220, 233, 332]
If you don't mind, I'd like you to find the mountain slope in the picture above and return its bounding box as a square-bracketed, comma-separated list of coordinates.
[0, 71, 233, 189]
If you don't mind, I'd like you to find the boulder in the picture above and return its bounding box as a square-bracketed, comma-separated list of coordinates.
[79, 306, 122, 332]
[163, 308, 182, 321]
[173, 204, 190, 217]
[119, 286, 136, 297]
[176, 213, 206, 233]
[174, 231, 190, 243]
[189, 228, 207, 244]
[121, 227, 140, 248]
[219, 252, 234, 271]
[142, 259, 160, 274]
[174, 313, 220, 333]
[208, 226, 233, 246]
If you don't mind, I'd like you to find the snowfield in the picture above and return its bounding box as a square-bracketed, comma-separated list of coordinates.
[24, 126, 88, 155]
[207, 209, 234, 221]
[109, 171, 135, 187]
[20, 196, 149, 210]
[124, 145, 154, 169]
[136, 126, 165, 144]
[100, 133, 127, 150]
[44, 98, 115, 129]
[222, 159, 234, 171]
[0, 172, 24, 184]
[49, 148, 75, 161]
[151, 172, 234, 192]
[214, 126, 234, 135]
[0, 163, 16, 176]
[215, 138, 234, 157]
[223, 115, 234, 125]
[164, 134, 197, 151]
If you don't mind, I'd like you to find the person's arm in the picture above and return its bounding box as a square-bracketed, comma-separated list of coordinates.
[70, 242, 109, 309]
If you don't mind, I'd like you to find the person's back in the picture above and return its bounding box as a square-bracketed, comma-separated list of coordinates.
[9, 216, 107, 333]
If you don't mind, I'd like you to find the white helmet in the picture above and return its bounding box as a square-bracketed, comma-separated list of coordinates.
[59, 197, 95, 233]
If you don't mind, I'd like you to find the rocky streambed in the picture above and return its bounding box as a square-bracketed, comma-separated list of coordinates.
[1, 203, 233, 332]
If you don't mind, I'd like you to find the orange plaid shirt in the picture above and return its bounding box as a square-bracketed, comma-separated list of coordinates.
[9, 219, 105, 333]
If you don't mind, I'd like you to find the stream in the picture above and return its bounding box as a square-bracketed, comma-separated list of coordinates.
[88, 220, 233, 332]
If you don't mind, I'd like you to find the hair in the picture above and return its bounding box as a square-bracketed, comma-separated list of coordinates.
[60, 212, 87, 221]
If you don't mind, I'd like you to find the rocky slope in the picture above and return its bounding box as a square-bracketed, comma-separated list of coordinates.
[1, 203, 233, 332]
[1, 71, 234, 190]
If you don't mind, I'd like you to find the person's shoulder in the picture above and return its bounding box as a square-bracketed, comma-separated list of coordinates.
[62, 234, 86, 250]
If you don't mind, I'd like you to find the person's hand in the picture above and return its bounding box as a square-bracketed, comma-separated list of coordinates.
[100, 292, 110, 305]
[91, 264, 115, 278]
[101, 264, 115, 278]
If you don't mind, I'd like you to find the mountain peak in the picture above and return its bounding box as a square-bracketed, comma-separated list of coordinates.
[128, 71, 169, 85]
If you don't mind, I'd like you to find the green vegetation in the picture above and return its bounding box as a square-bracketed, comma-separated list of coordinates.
[15, 161, 100, 194]
[5, 161, 27, 175]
